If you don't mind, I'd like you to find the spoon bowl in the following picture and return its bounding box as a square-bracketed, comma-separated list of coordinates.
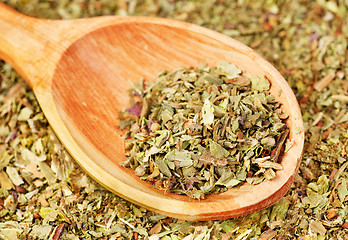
[0, 3, 304, 220]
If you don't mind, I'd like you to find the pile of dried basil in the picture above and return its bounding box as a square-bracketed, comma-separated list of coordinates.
[119, 61, 290, 199]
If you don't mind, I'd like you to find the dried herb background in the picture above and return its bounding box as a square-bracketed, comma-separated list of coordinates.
[0, 0, 347, 239]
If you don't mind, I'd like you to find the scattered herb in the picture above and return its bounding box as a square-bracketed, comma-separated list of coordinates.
[1, 0, 347, 238]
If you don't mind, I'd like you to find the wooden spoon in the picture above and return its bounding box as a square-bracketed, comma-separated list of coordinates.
[0, 3, 304, 221]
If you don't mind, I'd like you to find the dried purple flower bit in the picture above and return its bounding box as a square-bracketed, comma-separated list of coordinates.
[296, 190, 307, 197]
[126, 105, 142, 117]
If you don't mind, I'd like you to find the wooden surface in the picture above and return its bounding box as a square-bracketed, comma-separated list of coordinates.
[0, 3, 304, 221]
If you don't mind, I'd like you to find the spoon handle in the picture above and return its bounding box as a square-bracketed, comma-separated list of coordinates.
[0, 3, 134, 89]
[0, 3, 54, 88]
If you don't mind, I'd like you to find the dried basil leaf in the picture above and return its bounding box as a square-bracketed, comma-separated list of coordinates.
[119, 63, 289, 199]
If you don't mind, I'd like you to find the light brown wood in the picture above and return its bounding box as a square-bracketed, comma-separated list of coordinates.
[0, 3, 304, 221]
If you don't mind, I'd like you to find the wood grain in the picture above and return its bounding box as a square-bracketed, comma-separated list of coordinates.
[0, 3, 304, 220]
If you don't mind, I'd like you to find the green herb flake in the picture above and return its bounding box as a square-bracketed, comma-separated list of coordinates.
[202, 99, 215, 125]
[338, 179, 348, 203]
[216, 61, 241, 79]
[250, 76, 270, 91]
[17, 107, 33, 121]
[209, 141, 229, 159]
